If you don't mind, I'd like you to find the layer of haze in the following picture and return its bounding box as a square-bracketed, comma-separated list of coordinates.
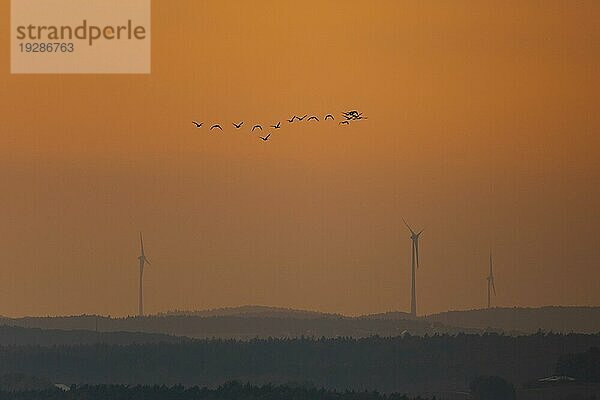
[0, 0, 598, 317]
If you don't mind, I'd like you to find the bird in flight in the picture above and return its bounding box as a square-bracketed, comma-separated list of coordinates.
[324, 114, 334, 120]
[339, 121, 349, 125]
[307, 116, 319, 121]
[271, 122, 281, 129]
[233, 121, 244, 129]
[342, 110, 367, 120]
[287, 116, 297, 123]
[259, 133, 271, 141]
[297, 114, 308, 121]
[252, 125, 263, 132]
[210, 124, 223, 131]
[192, 121, 203, 128]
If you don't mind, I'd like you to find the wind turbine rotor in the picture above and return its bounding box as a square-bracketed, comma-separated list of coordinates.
[403, 218, 416, 236]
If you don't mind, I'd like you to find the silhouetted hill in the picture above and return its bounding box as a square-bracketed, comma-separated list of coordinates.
[0, 325, 190, 346]
[427, 306, 600, 334]
[361, 311, 416, 320]
[0, 314, 474, 339]
[157, 305, 341, 319]
[2, 306, 597, 340]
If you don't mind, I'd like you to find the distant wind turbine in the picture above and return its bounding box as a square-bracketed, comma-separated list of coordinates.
[137, 233, 151, 317]
[403, 219, 423, 317]
[487, 250, 496, 309]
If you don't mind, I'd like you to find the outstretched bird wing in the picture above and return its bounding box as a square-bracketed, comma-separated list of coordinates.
[266, 133, 271, 139]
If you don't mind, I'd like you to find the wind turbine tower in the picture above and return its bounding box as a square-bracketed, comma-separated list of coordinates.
[403, 219, 423, 317]
[487, 250, 496, 309]
[137, 233, 151, 317]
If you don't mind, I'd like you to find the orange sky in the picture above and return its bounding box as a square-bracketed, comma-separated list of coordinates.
[0, 0, 599, 317]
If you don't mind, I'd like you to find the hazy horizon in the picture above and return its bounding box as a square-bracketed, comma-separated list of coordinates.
[3, 302, 600, 320]
[1, 0, 599, 318]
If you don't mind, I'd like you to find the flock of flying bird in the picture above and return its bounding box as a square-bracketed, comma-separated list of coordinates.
[192, 110, 367, 141]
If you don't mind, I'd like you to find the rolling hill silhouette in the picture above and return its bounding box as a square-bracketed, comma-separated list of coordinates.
[427, 306, 600, 334]
[157, 305, 341, 319]
[0, 308, 471, 340]
[1, 306, 598, 341]
[0, 325, 190, 346]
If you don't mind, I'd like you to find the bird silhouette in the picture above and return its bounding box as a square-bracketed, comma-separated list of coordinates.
[297, 114, 308, 121]
[339, 121, 349, 125]
[192, 121, 203, 128]
[233, 121, 244, 129]
[287, 116, 297, 123]
[307, 116, 319, 121]
[324, 114, 334, 120]
[210, 124, 223, 131]
[342, 111, 366, 120]
[252, 125, 263, 132]
[271, 122, 281, 129]
[259, 133, 271, 141]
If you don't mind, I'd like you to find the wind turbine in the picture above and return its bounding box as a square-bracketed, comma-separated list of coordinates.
[137, 233, 151, 317]
[487, 250, 496, 309]
[403, 219, 423, 317]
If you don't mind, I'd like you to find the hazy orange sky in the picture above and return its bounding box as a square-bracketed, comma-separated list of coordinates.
[0, 0, 598, 317]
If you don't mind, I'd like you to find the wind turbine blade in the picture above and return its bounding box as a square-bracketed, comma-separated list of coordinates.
[492, 278, 496, 295]
[144, 257, 151, 266]
[140, 233, 145, 256]
[402, 218, 415, 235]
[417, 229, 424, 236]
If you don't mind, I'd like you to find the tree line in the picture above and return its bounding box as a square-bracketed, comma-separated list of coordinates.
[0, 381, 425, 400]
[0, 333, 598, 393]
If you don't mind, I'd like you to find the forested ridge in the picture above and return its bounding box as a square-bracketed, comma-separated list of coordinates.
[1, 333, 598, 393]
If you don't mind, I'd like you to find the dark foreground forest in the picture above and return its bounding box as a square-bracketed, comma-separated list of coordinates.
[1, 333, 599, 394]
[0, 382, 428, 400]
